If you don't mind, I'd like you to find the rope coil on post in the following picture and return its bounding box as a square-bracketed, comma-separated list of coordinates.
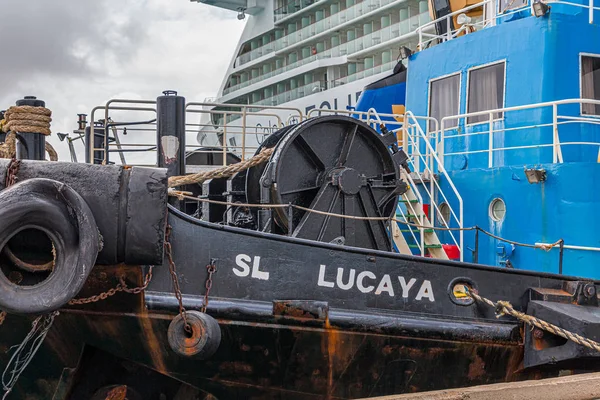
[2, 106, 52, 136]
[465, 287, 600, 353]
[0, 105, 58, 160]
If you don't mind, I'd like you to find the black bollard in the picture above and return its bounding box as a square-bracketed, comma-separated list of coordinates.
[15, 96, 46, 160]
[157, 90, 186, 177]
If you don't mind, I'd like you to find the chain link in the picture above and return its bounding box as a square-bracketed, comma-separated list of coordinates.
[68, 266, 153, 305]
[165, 225, 191, 332]
[4, 157, 20, 188]
[201, 260, 217, 313]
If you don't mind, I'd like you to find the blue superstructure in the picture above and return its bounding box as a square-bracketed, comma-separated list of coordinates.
[356, 0, 600, 278]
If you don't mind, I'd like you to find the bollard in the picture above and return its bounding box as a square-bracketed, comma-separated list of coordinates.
[15, 96, 47, 160]
[157, 90, 186, 177]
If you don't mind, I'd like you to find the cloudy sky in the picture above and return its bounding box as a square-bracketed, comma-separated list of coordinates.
[1, 0, 245, 160]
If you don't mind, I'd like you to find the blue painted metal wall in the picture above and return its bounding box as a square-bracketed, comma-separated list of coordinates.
[400, 9, 600, 278]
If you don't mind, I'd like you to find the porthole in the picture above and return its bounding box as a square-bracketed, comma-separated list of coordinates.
[489, 198, 506, 222]
[438, 202, 451, 226]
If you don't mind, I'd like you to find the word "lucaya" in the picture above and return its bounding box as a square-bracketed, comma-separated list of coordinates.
[317, 265, 435, 302]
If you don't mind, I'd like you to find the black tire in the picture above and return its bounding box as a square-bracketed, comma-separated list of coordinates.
[0, 178, 99, 314]
[168, 311, 221, 359]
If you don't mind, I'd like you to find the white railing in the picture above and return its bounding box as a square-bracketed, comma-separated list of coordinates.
[546, 0, 600, 23]
[403, 111, 464, 259]
[417, 0, 600, 50]
[439, 99, 600, 169]
[416, 0, 493, 49]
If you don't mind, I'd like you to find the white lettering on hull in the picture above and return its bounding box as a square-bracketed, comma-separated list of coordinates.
[317, 264, 435, 302]
[234, 254, 270, 280]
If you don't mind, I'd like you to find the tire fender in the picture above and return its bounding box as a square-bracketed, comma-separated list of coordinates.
[0, 178, 99, 314]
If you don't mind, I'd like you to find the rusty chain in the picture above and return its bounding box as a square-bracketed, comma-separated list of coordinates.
[165, 225, 191, 332]
[4, 157, 20, 188]
[68, 266, 153, 305]
[201, 260, 217, 313]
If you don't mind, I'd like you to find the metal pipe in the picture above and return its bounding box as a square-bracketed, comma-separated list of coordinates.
[559, 240, 564, 275]
[535, 243, 600, 252]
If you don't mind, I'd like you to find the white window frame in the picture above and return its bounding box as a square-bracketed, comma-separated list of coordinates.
[427, 71, 462, 131]
[465, 59, 507, 126]
[579, 53, 600, 116]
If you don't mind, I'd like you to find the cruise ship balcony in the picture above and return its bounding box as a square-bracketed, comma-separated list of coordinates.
[235, 0, 427, 68]
[225, 12, 428, 97]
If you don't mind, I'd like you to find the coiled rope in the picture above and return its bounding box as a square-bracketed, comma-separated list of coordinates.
[3, 106, 52, 136]
[465, 288, 600, 352]
[0, 105, 58, 161]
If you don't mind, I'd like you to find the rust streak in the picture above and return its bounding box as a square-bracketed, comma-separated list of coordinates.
[138, 314, 168, 374]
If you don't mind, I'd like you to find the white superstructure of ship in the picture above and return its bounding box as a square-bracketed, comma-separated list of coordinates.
[191, 0, 430, 156]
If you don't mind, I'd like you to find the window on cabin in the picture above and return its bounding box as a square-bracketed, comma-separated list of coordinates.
[467, 62, 505, 124]
[498, 0, 527, 12]
[429, 74, 460, 131]
[582, 55, 600, 115]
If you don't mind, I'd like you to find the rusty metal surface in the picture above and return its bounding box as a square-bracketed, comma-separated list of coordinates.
[0, 310, 550, 400]
[65, 265, 148, 314]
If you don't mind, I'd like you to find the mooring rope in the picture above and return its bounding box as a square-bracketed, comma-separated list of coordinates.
[168, 147, 274, 188]
[0, 105, 58, 160]
[465, 288, 600, 352]
[1, 311, 59, 399]
[2, 106, 52, 136]
[0, 132, 16, 160]
[168, 191, 564, 252]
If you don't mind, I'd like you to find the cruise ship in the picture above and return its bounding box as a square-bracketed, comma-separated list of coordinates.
[191, 0, 430, 154]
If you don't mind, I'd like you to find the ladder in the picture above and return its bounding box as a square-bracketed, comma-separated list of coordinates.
[392, 170, 448, 260]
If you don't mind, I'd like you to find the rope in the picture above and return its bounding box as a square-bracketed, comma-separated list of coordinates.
[0, 132, 58, 161]
[466, 288, 600, 352]
[45, 142, 58, 162]
[2, 106, 52, 136]
[0, 132, 16, 159]
[168, 147, 274, 188]
[1, 311, 59, 399]
[168, 192, 564, 252]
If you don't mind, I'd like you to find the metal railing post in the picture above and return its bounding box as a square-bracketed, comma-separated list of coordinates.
[241, 107, 247, 161]
[222, 113, 228, 166]
[590, 0, 594, 23]
[488, 113, 494, 168]
[552, 103, 558, 163]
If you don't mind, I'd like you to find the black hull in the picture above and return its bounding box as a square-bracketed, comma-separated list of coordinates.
[1, 207, 599, 399]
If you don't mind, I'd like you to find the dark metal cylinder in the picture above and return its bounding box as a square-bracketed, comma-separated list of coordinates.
[84, 125, 106, 164]
[15, 96, 46, 161]
[156, 90, 186, 177]
[0, 159, 168, 265]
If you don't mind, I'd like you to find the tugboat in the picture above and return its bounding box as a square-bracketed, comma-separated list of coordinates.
[0, 0, 600, 398]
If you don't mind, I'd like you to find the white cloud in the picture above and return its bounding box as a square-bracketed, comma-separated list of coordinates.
[0, 0, 245, 161]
